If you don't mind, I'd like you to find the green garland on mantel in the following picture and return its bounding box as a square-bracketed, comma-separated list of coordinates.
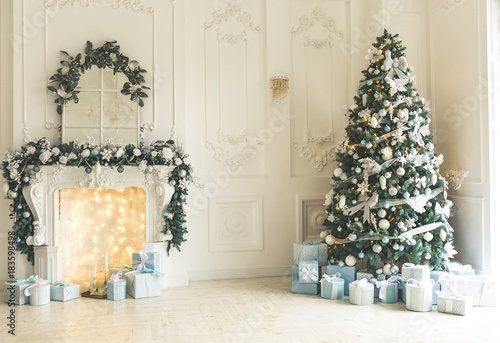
[48, 40, 150, 114]
[1, 138, 193, 264]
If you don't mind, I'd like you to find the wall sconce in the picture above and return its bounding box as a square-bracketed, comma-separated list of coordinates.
[270, 76, 289, 102]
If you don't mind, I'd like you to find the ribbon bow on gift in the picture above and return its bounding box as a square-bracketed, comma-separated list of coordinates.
[377, 276, 403, 301]
[409, 121, 430, 147]
[109, 271, 123, 283]
[383, 51, 409, 80]
[322, 273, 342, 283]
[24, 276, 49, 297]
[52, 281, 69, 287]
[299, 264, 319, 283]
[134, 250, 150, 271]
[347, 193, 379, 223]
[435, 202, 453, 233]
[448, 262, 473, 274]
[351, 278, 372, 289]
[119, 264, 133, 271]
[14, 275, 38, 284]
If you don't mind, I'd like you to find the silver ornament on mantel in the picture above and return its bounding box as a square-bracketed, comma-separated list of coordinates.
[179, 169, 187, 178]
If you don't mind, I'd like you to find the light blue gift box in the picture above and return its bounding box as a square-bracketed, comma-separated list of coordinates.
[320, 274, 344, 300]
[349, 279, 374, 306]
[292, 265, 320, 295]
[107, 279, 127, 301]
[327, 265, 358, 295]
[50, 282, 80, 302]
[430, 270, 447, 282]
[448, 262, 475, 276]
[431, 280, 441, 305]
[126, 270, 162, 299]
[401, 263, 430, 282]
[298, 261, 319, 284]
[293, 242, 328, 266]
[132, 250, 160, 272]
[377, 276, 402, 303]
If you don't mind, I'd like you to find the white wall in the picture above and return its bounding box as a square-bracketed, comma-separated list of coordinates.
[0, 0, 495, 283]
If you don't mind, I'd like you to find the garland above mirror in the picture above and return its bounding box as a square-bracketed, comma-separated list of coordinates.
[47, 40, 150, 115]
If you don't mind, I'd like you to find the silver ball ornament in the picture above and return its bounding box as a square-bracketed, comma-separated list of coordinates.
[424, 252, 432, 260]
[179, 169, 187, 178]
[393, 243, 400, 250]
[377, 209, 387, 218]
[22, 211, 30, 218]
[337, 261, 345, 267]
[376, 268, 383, 275]
[372, 244, 382, 253]
[390, 265, 399, 274]
[358, 252, 365, 259]
[381, 236, 390, 244]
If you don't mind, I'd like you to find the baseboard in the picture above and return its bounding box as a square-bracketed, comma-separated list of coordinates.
[188, 266, 290, 281]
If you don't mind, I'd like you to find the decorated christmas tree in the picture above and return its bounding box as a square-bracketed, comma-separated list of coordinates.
[322, 30, 456, 275]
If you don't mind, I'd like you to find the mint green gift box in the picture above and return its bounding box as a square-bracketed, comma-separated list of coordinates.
[132, 250, 160, 272]
[292, 265, 320, 294]
[320, 273, 344, 300]
[405, 279, 432, 312]
[377, 276, 402, 303]
[107, 277, 127, 301]
[327, 265, 358, 295]
[349, 279, 374, 306]
[293, 242, 328, 266]
[50, 282, 80, 302]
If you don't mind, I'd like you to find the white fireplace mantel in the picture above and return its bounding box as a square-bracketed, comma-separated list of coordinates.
[22, 165, 188, 289]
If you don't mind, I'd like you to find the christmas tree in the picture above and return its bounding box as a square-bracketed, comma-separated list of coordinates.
[322, 30, 456, 275]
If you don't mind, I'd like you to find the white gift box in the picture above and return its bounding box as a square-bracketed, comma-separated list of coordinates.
[349, 279, 374, 306]
[401, 263, 430, 282]
[437, 291, 472, 316]
[126, 271, 162, 299]
[405, 279, 433, 312]
[25, 278, 51, 306]
[439, 273, 496, 307]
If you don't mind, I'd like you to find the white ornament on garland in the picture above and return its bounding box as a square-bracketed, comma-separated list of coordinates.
[378, 219, 390, 230]
[423, 232, 433, 242]
[334, 168, 343, 177]
[379, 175, 387, 190]
[320, 230, 329, 240]
[325, 234, 336, 245]
[345, 255, 357, 267]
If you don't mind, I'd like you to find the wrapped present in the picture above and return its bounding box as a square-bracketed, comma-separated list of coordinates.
[50, 281, 80, 302]
[439, 274, 496, 307]
[298, 261, 319, 284]
[110, 264, 133, 279]
[431, 280, 441, 305]
[401, 263, 430, 282]
[405, 279, 433, 312]
[377, 276, 402, 303]
[357, 271, 386, 282]
[292, 265, 320, 294]
[125, 270, 162, 299]
[3, 275, 38, 305]
[132, 250, 161, 272]
[436, 291, 473, 316]
[349, 279, 374, 306]
[107, 273, 127, 301]
[448, 262, 475, 276]
[293, 242, 328, 266]
[25, 277, 50, 306]
[320, 273, 344, 300]
[327, 265, 358, 295]
[430, 270, 447, 282]
[368, 278, 380, 298]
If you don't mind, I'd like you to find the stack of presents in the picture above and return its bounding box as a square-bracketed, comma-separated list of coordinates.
[4, 249, 163, 306]
[292, 242, 496, 315]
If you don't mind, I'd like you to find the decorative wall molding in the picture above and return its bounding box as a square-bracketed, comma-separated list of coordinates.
[304, 34, 333, 49]
[291, 6, 343, 38]
[445, 169, 469, 190]
[217, 29, 247, 45]
[204, 0, 260, 32]
[441, 0, 467, 13]
[296, 194, 327, 242]
[293, 130, 335, 172]
[44, 0, 155, 15]
[209, 195, 263, 252]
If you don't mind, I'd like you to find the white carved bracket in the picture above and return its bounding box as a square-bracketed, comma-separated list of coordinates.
[22, 174, 47, 246]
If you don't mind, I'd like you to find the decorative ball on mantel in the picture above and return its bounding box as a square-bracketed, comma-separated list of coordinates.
[146, 165, 154, 173]
[358, 251, 365, 259]
[345, 255, 357, 267]
[8, 190, 18, 199]
[117, 165, 124, 173]
[22, 211, 31, 218]
[85, 167, 92, 174]
[320, 230, 329, 240]
[179, 169, 187, 178]
[325, 234, 336, 245]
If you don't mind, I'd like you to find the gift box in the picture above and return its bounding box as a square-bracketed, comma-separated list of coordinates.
[126, 271, 162, 299]
[377, 276, 402, 303]
[402, 281, 407, 303]
[293, 242, 328, 266]
[405, 279, 433, 312]
[110, 267, 133, 278]
[3, 275, 38, 305]
[369, 278, 380, 298]
[107, 274, 127, 301]
[431, 280, 441, 305]
[320, 273, 344, 300]
[327, 265, 358, 295]
[132, 250, 161, 272]
[436, 291, 473, 316]
[25, 277, 50, 306]
[50, 282, 80, 302]
[402, 263, 430, 282]
[357, 271, 386, 282]
[448, 262, 475, 276]
[439, 274, 496, 307]
[298, 261, 319, 284]
[349, 279, 374, 306]
[430, 270, 447, 282]
[292, 265, 320, 295]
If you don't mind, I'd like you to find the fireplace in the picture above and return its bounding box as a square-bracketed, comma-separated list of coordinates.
[23, 165, 188, 289]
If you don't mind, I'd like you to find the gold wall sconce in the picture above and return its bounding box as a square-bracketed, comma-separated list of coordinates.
[270, 76, 289, 102]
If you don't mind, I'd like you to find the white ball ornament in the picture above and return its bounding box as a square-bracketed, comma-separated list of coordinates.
[403, 192, 410, 199]
[338, 261, 345, 267]
[423, 232, 433, 242]
[345, 255, 357, 267]
[382, 263, 392, 275]
[379, 175, 387, 190]
[366, 143, 372, 149]
[339, 195, 346, 208]
[431, 174, 438, 185]
[340, 173, 347, 181]
[388, 187, 398, 196]
[396, 167, 405, 176]
[325, 235, 336, 245]
[378, 219, 390, 230]
[372, 244, 382, 253]
[440, 229, 447, 242]
[334, 168, 342, 177]
[397, 222, 405, 229]
[381, 236, 390, 244]
[320, 230, 330, 240]
[425, 188, 432, 195]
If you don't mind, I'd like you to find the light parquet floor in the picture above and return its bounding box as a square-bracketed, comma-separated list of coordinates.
[1, 276, 499, 343]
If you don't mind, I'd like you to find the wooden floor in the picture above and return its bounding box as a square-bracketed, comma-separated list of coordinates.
[1, 276, 499, 342]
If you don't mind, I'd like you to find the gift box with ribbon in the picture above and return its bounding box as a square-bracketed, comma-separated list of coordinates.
[3, 275, 38, 305]
[401, 263, 430, 282]
[110, 264, 133, 279]
[320, 273, 344, 300]
[357, 271, 386, 282]
[50, 281, 80, 302]
[430, 270, 447, 282]
[298, 261, 319, 284]
[405, 279, 432, 312]
[292, 242, 328, 266]
[132, 250, 161, 272]
[438, 273, 496, 307]
[327, 265, 358, 295]
[431, 280, 441, 305]
[25, 276, 50, 306]
[436, 291, 472, 316]
[349, 279, 374, 306]
[447, 262, 475, 276]
[291, 265, 320, 294]
[125, 269, 163, 299]
[107, 272, 127, 301]
[377, 276, 402, 303]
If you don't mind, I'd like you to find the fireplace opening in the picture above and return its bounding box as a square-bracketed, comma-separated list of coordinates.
[57, 187, 146, 284]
